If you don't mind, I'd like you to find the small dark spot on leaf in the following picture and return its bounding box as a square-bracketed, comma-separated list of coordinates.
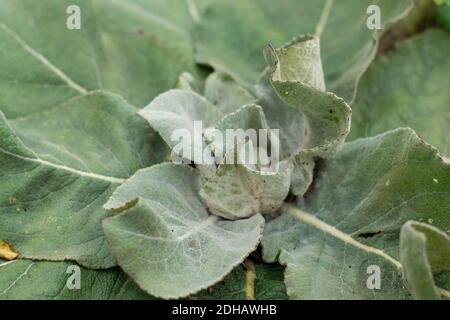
[357, 230, 383, 239]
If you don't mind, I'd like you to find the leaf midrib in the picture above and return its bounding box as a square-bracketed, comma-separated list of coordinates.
[284, 204, 402, 269]
[0, 146, 124, 184]
[284, 204, 450, 298]
[0, 23, 88, 94]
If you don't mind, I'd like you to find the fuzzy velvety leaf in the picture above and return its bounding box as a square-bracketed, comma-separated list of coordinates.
[0, 0, 197, 113]
[207, 104, 271, 158]
[195, 0, 412, 101]
[176, 72, 204, 93]
[350, 30, 450, 156]
[255, 75, 309, 160]
[265, 35, 351, 159]
[200, 104, 291, 220]
[204, 72, 256, 115]
[200, 158, 292, 220]
[0, 259, 151, 299]
[103, 163, 265, 299]
[263, 35, 351, 197]
[400, 221, 450, 300]
[139, 89, 222, 164]
[0, 92, 167, 268]
[262, 128, 450, 299]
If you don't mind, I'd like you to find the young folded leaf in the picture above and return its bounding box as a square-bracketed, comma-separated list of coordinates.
[200, 153, 293, 220]
[264, 35, 351, 196]
[400, 221, 450, 300]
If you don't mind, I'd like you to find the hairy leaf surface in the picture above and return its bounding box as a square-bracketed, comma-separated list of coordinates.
[195, 0, 412, 101]
[0, 259, 150, 300]
[103, 163, 265, 298]
[0, 92, 167, 268]
[351, 30, 450, 156]
[262, 128, 450, 299]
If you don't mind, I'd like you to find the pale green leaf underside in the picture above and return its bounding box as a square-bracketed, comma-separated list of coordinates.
[200, 104, 292, 220]
[139, 89, 222, 164]
[262, 128, 450, 299]
[265, 35, 351, 159]
[400, 221, 450, 300]
[103, 163, 265, 298]
[195, 0, 412, 102]
[0, 92, 167, 268]
[200, 159, 293, 220]
[263, 35, 351, 197]
[0, 259, 150, 300]
[350, 30, 450, 156]
[176, 72, 204, 93]
[255, 74, 309, 160]
[208, 104, 271, 158]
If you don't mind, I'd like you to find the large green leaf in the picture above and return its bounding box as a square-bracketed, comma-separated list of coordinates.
[195, 0, 412, 101]
[350, 29, 450, 156]
[0, 92, 167, 268]
[0, 259, 150, 300]
[400, 221, 450, 300]
[262, 128, 450, 299]
[102, 163, 265, 299]
[0, 0, 197, 114]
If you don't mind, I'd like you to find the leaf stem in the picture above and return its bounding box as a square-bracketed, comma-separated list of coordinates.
[283, 204, 450, 299]
[243, 258, 256, 300]
[283, 204, 402, 269]
[438, 287, 450, 299]
[314, 0, 334, 37]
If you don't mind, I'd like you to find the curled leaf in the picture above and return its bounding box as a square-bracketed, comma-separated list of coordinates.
[400, 221, 450, 300]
